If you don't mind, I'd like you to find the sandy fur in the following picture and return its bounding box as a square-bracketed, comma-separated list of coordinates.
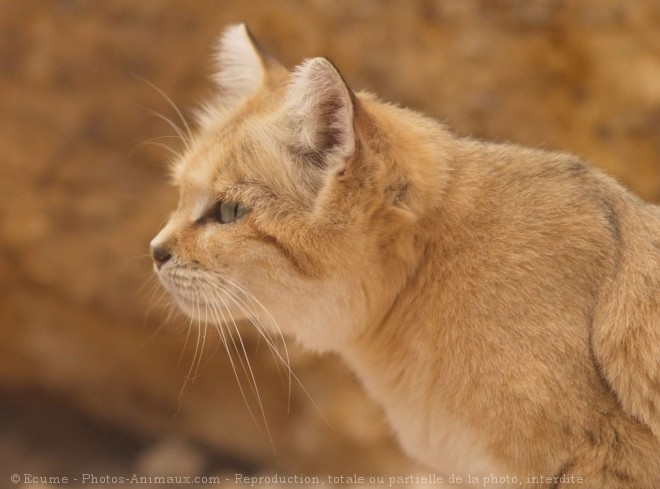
[152, 25, 660, 488]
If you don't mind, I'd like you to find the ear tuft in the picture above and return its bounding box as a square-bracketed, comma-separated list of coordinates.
[212, 23, 265, 108]
[284, 58, 356, 167]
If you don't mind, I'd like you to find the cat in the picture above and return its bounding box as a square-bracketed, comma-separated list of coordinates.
[150, 24, 660, 488]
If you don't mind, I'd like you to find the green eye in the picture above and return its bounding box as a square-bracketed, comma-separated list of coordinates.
[200, 201, 248, 224]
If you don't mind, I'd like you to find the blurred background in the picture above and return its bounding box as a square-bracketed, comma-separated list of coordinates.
[1, 0, 659, 488]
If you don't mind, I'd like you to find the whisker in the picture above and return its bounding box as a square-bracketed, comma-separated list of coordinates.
[128, 135, 189, 161]
[177, 308, 194, 366]
[137, 271, 160, 296]
[208, 272, 293, 407]
[203, 273, 305, 419]
[208, 284, 276, 451]
[219, 286, 287, 386]
[132, 74, 194, 141]
[131, 140, 183, 161]
[139, 284, 170, 346]
[202, 273, 285, 376]
[173, 288, 202, 417]
[179, 293, 201, 398]
[177, 287, 200, 385]
[219, 274, 290, 364]
[192, 289, 205, 380]
[134, 105, 192, 146]
[209, 272, 284, 357]
[193, 288, 211, 381]
[141, 277, 172, 334]
[210, 289, 261, 400]
[210, 273, 329, 426]
[202, 285, 263, 434]
[125, 253, 153, 265]
[156, 268, 330, 433]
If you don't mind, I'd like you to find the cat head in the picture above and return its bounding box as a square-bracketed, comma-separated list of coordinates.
[150, 24, 439, 350]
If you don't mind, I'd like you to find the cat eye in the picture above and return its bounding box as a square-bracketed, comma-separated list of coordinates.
[198, 201, 247, 225]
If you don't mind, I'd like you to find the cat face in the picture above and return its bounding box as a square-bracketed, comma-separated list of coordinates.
[150, 25, 397, 349]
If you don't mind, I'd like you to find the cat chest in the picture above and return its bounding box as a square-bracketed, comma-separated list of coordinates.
[385, 400, 506, 484]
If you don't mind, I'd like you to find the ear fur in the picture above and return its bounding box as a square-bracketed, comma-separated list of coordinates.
[212, 24, 280, 109]
[284, 57, 356, 168]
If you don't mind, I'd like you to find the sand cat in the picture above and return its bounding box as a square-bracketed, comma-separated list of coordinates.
[150, 24, 660, 488]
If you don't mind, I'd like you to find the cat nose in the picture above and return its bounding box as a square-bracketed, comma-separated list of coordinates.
[150, 245, 172, 269]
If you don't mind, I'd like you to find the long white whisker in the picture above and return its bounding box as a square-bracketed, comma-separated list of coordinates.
[203, 283, 262, 432]
[222, 275, 285, 345]
[177, 292, 196, 366]
[134, 140, 183, 161]
[219, 285, 288, 387]
[128, 135, 188, 160]
[146, 276, 170, 310]
[205, 284, 261, 400]
[142, 280, 174, 345]
[203, 273, 286, 379]
[208, 272, 286, 360]
[179, 289, 203, 400]
[222, 276, 292, 385]
[194, 287, 211, 381]
[132, 74, 193, 141]
[209, 284, 276, 451]
[209, 272, 292, 408]
[138, 106, 191, 146]
[203, 273, 327, 424]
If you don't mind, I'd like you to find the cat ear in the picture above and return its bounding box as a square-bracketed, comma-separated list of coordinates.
[212, 24, 282, 108]
[284, 57, 356, 168]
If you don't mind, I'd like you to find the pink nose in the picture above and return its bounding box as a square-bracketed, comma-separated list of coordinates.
[150, 246, 172, 269]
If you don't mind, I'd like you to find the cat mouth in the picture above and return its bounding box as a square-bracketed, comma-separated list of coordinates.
[156, 269, 244, 321]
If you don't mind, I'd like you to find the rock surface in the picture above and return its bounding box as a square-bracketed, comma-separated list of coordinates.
[1, 0, 659, 479]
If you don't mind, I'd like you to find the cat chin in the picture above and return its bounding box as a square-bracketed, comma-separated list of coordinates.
[174, 293, 250, 325]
